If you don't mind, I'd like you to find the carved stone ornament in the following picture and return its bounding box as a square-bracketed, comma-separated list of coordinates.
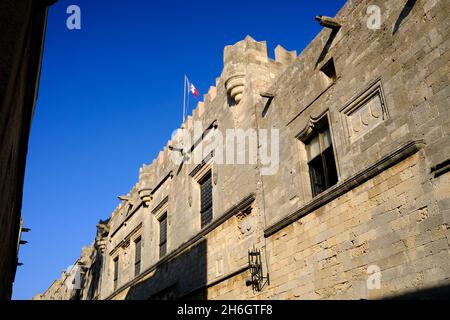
[225, 74, 245, 104]
[340, 79, 389, 143]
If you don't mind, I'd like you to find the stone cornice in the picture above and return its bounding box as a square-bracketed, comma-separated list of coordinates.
[109, 201, 143, 238]
[109, 222, 143, 256]
[189, 151, 214, 179]
[431, 158, 450, 178]
[264, 139, 426, 238]
[151, 195, 169, 215]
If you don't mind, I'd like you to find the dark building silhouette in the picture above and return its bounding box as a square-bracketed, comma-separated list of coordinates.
[0, 0, 56, 300]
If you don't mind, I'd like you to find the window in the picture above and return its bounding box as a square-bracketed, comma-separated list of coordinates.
[320, 58, 337, 83]
[113, 257, 119, 291]
[159, 213, 167, 258]
[261, 93, 274, 118]
[305, 119, 338, 197]
[199, 171, 213, 228]
[134, 237, 142, 277]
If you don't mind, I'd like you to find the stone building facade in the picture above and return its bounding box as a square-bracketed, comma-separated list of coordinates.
[35, 0, 449, 300]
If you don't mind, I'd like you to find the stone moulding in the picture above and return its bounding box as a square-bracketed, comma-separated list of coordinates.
[189, 151, 215, 178]
[340, 78, 389, 143]
[295, 109, 329, 142]
[109, 222, 143, 257]
[264, 139, 426, 238]
[151, 195, 169, 215]
[105, 193, 256, 300]
[431, 158, 450, 178]
[109, 201, 144, 238]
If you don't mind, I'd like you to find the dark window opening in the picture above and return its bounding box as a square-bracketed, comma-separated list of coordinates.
[199, 172, 213, 228]
[113, 257, 119, 291]
[306, 119, 338, 197]
[159, 213, 167, 258]
[261, 93, 274, 118]
[320, 58, 337, 82]
[134, 237, 141, 277]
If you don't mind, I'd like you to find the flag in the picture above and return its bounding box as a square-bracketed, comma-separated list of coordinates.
[190, 83, 199, 98]
[183, 75, 200, 122]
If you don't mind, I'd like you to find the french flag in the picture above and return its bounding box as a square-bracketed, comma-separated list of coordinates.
[183, 75, 200, 121]
[190, 83, 199, 98]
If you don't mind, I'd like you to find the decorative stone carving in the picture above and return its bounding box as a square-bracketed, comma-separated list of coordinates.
[236, 206, 254, 238]
[138, 181, 152, 207]
[95, 219, 110, 254]
[239, 218, 254, 237]
[296, 110, 329, 142]
[151, 196, 169, 217]
[225, 74, 245, 104]
[341, 79, 388, 142]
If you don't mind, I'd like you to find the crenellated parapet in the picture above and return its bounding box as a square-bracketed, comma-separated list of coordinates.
[110, 35, 297, 236]
[222, 36, 296, 106]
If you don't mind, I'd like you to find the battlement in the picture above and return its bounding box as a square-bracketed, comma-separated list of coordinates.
[223, 36, 296, 104]
[113, 36, 297, 222]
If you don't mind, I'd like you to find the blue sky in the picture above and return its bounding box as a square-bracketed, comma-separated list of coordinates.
[13, 0, 346, 299]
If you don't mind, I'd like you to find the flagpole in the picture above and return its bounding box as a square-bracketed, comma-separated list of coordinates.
[187, 77, 190, 119]
[183, 75, 187, 122]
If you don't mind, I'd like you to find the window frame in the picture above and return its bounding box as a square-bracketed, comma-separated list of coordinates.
[190, 156, 214, 230]
[306, 125, 338, 197]
[151, 196, 169, 260]
[198, 170, 213, 229]
[134, 237, 142, 277]
[113, 256, 119, 291]
[158, 212, 168, 258]
[297, 114, 339, 199]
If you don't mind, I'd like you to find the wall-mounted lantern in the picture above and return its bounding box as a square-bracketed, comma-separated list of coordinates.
[246, 247, 269, 292]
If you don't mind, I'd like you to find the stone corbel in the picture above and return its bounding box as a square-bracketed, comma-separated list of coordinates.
[315, 16, 341, 30]
[138, 182, 153, 207]
[225, 74, 246, 105]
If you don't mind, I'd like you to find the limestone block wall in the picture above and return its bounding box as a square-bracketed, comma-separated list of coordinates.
[265, 153, 448, 299]
[259, 0, 450, 227]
